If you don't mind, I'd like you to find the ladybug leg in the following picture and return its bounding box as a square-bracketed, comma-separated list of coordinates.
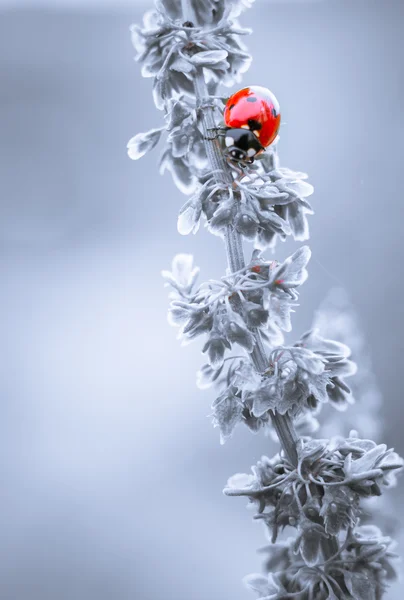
[206, 95, 230, 106]
[225, 156, 246, 178]
[203, 127, 228, 141]
[196, 98, 219, 114]
[204, 133, 226, 141]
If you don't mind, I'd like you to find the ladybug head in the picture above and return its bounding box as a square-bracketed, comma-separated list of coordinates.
[224, 128, 264, 164]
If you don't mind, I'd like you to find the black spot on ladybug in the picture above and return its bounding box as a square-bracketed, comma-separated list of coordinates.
[271, 106, 277, 117]
[229, 104, 235, 110]
[246, 96, 258, 103]
[247, 119, 262, 131]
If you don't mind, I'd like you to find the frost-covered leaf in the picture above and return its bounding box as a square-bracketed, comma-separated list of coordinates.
[177, 201, 202, 235]
[171, 254, 198, 288]
[377, 450, 404, 483]
[293, 519, 328, 567]
[167, 304, 190, 326]
[259, 541, 292, 574]
[226, 472, 256, 490]
[235, 209, 259, 238]
[251, 382, 279, 417]
[243, 573, 279, 597]
[202, 335, 231, 369]
[268, 293, 295, 333]
[196, 362, 223, 389]
[190, 50, 229, 66]
[224, 316, 256, 352]
[271, 246, 311, 289]
[226, 0, 256, 18]
[298, 329, 352, 359]
[127, 128, 163, 160]
[319, 486, 359, 535]
[285, 179, 314, 197]
[160, 152, 196, 194]
[182, 309, 213, 340]
[344, 445, 387, 479]
[290, 347, 324, 375]
[243, 301, 269, 328]
[241, 183, 290, 205]
[212, 390, 244, 444]
[344, 570, 376, 600]
[152, 77, 166, 110]
[170, 130, 191, 158]
[162, 253, 199, 294]
[208, 198, 237, 232]
[166, 99, 192, 130]
[170, 56, 195, 74]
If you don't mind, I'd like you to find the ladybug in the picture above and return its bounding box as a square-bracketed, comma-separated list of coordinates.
[222, 86, 281, 164]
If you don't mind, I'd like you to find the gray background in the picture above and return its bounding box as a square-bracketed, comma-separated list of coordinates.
[0, 0, 403, 598]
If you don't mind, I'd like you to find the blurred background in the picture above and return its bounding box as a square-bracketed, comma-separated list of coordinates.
[0, 0, 403, 598]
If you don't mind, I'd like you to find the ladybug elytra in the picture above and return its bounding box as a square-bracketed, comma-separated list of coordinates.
[222, 86, 281, 164]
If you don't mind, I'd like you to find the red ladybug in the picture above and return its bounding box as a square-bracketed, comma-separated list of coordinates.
[222, 86, 281, 164]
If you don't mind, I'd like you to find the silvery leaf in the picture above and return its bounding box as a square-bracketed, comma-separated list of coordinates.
[299, 329, 352, 358]
[196, 362, 223, 389]
[160, 152, 196, 194]
[224, 319, 255, 352]
[167, 304, 190, 326]
[141, 46, 163, 77]
[286, 179, 314, 198]
[344, 571, 376, 600]
[344, 445, 387, 479]
[290, 347, 324, 375]
[212, 390, 244, 443]
[294, 519, 328, 567]
[268, 294, 294, 332]
[159, 0, 181, 19]
[170, 253, 199, 289]
[170, 57, 195, 74]
[235, 209, 259, 239]
[209, 199, 237, 232]
[243, 574, 278, 597]
[190, 50, 229, 66]
[226, 472, 256, 491]
[127, 128, 163, 160]
[247, 184, 290, 205]
[152, 77, 166, 110]
[202, 335, 231, 369]
[243, 301, 269, 328]
[227, 0, 256, 18]
[166, 100, 192, 130]
[170, 130, 191, 158]
[319, 486, 359, 535]
[285, 201, 311, 241]
[182, 310, 213, 339]
[251, 383, 279, 417]
[177, 198, 202, 235]
[272, 246, 311, 289]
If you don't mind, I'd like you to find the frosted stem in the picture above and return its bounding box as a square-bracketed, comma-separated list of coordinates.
[181, 0, 197, 24]
[193, 70, 299, 467]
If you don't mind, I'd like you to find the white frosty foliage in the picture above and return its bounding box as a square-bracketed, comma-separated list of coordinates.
[163, 246, 313, 375]
[129, 0, 315, 245]
[129, 1, 403, 598]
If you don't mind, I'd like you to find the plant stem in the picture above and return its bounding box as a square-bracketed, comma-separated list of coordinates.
[322, 536, 340, 560]
[192, 69, 299, 467]
[181, 0, 197, 24]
